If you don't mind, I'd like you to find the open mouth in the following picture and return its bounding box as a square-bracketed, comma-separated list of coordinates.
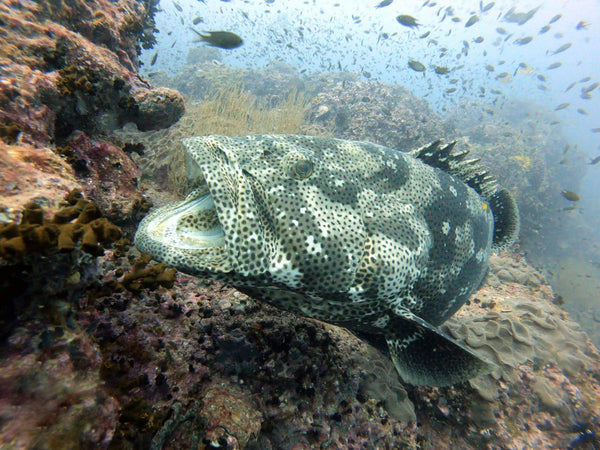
[143, 185, 225, 251]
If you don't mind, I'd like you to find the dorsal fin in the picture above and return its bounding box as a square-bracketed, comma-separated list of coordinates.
[409, 140, 497, 200]
[410, 141, 519, 249]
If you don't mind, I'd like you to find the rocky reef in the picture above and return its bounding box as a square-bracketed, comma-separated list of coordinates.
[0, 0, 184, 221]
[1, 239, 599, 448]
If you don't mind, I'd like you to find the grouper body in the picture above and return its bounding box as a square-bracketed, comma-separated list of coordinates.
[135, 134, 519, 386]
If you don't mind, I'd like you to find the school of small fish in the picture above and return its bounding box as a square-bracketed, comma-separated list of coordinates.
[149, 0, 598, 206]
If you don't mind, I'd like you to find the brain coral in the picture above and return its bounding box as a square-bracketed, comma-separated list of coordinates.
[441, 253, 599, 431]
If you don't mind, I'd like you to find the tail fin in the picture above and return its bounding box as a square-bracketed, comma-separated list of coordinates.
[488, 188, 520, 249]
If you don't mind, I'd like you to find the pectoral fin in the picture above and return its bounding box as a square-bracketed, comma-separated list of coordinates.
[386, 307, 494, 386]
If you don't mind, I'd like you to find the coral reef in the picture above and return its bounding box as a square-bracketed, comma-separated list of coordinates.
[162, 60, 305, 108]
[0, 189, 121, 260]
[0, 189, 122, 344]
[306, 77, 453, 150]
[3, 238, 597, 448]
[0, 0, 184, 220]
[151, 60, 448, 152]
[60, 132, 144, 220]
[0, 140, 80, 219]
[0, 322, 119, 448]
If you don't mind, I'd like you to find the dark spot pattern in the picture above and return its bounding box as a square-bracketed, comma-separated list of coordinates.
[135, 134, 515, 386]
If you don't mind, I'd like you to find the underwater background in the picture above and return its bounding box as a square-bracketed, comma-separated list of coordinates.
[0, 0, 599, 448]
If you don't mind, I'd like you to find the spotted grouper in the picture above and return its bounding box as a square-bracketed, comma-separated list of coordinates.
[134, 134, 519, 386]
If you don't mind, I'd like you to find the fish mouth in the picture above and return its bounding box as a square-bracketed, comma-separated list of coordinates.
[144, 186, 225, 250]
[134, 173, 233, 274]
[135, 135, 269, 275]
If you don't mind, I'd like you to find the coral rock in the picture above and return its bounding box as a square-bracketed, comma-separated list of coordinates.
[65, 131, 142, 220]
[129, 87, 186, 131]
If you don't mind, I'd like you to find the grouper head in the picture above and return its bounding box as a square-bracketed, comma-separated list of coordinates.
[134, 134, 368, 292]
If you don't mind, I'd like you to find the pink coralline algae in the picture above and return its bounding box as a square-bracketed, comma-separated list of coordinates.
[64, 132, 142, 220]
[0, 0, 184, 219]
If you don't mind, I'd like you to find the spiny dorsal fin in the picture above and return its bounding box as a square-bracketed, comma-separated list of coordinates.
[409, 140, 497, 200]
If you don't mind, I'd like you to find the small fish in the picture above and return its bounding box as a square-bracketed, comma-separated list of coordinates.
[408, 60, 426, 72]
[546, 62, 562, 70]
[480, 2, 495, 12]
[539, 25, 551, 34]
[537, 74, 547, 82]
[589, 155, 600, 165]
[495, 72, 512, 83]
[150, 51, 158, 66]
[375, 0, 393, 8]
[554, 103, 570, 111]
[504, 6, 540, 25]
[514, 62, 532, 75]
[560, 190, 580, 202]
[419, 31, 431, 39]
[551, 43, 572, 55]
[582, 82, 600, 93]
[577, 108, 588, 115]
[192, 16, 204, 25]
[445, 87, 457, 93]
[549, 14, 562, 24]
[496, 27, 508, 35]
[592, 128, 600, 133]
[396, 15, 420, 28]
[465, 15, 480, 27]
[473, 36, 484, 43]
[514, 36, 533, 45]
[485, 64, 495, 72]
[434, 66, 451, 74]
[559, 158, 568, 164]
[576, 20, 590, 30]
[564, 81, 577, 92]
[173, 1, 183, 12]
[191, 29, 243, 49]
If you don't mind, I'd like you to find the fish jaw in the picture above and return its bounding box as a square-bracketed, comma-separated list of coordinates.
[134, 186, 233, 275]
[134, 136, 272, 277]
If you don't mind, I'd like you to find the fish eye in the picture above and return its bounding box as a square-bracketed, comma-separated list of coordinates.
[292, 159, 314, 179]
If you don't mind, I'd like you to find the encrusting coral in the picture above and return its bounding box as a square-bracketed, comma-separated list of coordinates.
[0, 189, 121, 259]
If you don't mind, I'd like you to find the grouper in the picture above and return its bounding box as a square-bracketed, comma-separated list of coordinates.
[134, 134, 519, 386]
